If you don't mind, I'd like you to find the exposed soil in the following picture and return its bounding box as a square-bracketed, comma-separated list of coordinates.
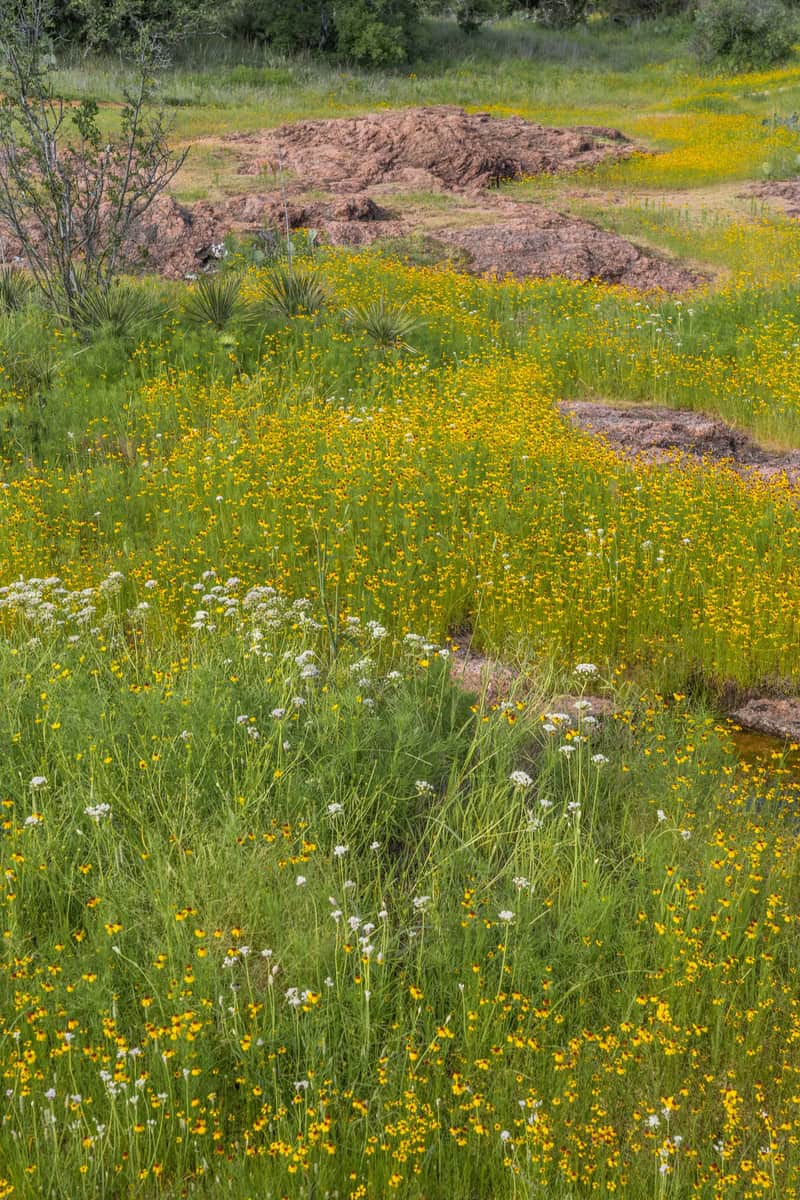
[111, 191, 701, 288]
[450, 645, 800, 747]
[450, 652, 522, 705]
[747, 180, 800, 218]
[563, 401, 800, 485]
[119, 191, 409, 278]
[0, 106, 701, 292]
[450, 650, 615, 724]
[435, 206, 700, 290]
[225, 106, 633, 194]
[731, 697, 800, 742]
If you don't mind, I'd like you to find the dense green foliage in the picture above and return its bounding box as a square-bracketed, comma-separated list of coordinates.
[48, 0, 712, 62]
[693, 0, 797, 70]
[62, 0, 422, 62]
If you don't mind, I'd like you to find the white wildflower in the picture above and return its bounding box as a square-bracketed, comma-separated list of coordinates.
[84, 803, 112, 822]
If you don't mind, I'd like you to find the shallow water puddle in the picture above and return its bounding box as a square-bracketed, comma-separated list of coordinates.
[731, 727, 800, 786]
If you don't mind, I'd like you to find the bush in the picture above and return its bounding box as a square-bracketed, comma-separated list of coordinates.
[693, 0, 797, 72]
[603, 0, 690, 23]
[70, 281, 164, 341]
[335, 0, 419, 62]
[224, 0, 335, 49]
[61, 0, 218, 49]
[224, 0, 418, 63]
[454, 0, 497, 32]
[0, 267, 34, 314]
[535, 0, 588, 27]
[0, 1, 186, 322]
[508, 0, 588, 27]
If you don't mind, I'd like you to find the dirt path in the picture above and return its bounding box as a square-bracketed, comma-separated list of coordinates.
[561, 180, 767, 220]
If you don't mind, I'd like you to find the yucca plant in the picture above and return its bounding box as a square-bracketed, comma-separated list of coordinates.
[0, 266, 34, 314]
[260, 265, 327, 318]
[70, 282, 162, 340]
[0, 318, 56, 406]
[343, 295, 422, 352]
[183, 273, 243, 331]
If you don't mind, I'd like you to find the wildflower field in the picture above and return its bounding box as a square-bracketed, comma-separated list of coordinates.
[5, 17, 800, 1200]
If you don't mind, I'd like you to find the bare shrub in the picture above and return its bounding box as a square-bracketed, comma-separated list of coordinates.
[0, 0, 187, 321]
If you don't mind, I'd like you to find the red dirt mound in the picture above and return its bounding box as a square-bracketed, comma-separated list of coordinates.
[731, 697, 800, 740]
[226, 106, 633, 193]
[563, 401, 800, 484]
[1, 107, 699, 292]
[0, 188, 698, 293]
[119, 193, 697, 291]
[438, 209, 700, 291]
[90, 192, 407, 278]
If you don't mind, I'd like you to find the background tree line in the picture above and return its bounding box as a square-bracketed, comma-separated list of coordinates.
[27, 0, 800, 74]
[44, 0, 755, 63]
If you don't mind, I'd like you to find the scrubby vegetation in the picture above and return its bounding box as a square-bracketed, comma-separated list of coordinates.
[693, 0, 797, 72]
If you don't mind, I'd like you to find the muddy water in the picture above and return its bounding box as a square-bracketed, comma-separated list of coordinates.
[731, 729, 800, 781]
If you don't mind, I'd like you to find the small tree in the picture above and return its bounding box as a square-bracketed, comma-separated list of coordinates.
[0, 0, 188, 320]
[693, 0, 796, 71]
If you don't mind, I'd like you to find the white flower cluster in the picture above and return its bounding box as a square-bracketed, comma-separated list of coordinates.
[85, 803, 112, 822]
[0, 571, 125, 633]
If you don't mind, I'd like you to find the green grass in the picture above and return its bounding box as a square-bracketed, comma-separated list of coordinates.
[5, 22, 800, 1199]
[55, 17, 698, 129]
[2, 580, 800, 1197]
[55, 14, 797, 150]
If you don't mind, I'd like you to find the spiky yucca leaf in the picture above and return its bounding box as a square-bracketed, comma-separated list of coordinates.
[183, 273, 243, 331]
[0, 267, 34, 314]
[343, 295, 421, 352]
[260, 266, 327, 318]
[71, 282, 162, 340]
